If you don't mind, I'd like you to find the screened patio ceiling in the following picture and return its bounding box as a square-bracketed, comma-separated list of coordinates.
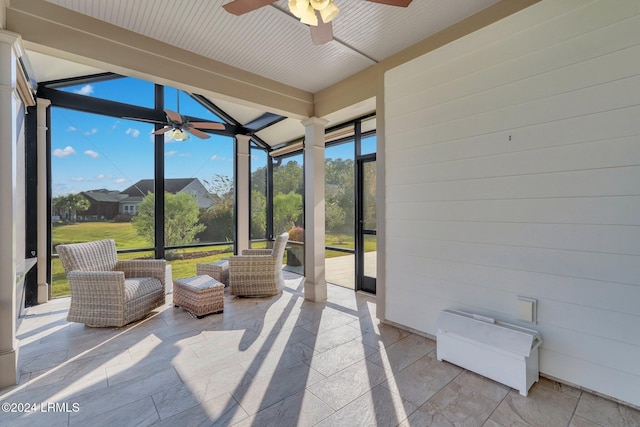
[14, 0, 507, 148]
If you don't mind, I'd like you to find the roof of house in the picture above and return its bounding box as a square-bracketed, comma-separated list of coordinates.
[82, 189, 128, 203]
[120, 178, 199, 197]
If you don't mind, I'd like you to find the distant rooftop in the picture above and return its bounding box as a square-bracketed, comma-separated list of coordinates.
[120, 178, 199, 197]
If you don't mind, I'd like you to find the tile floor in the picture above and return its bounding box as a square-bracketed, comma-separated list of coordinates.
[2, 273, 639, 426]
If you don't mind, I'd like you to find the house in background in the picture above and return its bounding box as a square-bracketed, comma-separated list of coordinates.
[81, 178, 212, 219]
[119, 178, 213, 215]
[81, 189, 127, 220]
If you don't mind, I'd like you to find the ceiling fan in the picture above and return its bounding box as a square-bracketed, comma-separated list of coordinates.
[222, 0, 413, 45]
[152, 109, 226, 141]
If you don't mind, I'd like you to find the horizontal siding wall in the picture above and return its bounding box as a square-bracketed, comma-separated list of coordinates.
[384, 0, 640, 407]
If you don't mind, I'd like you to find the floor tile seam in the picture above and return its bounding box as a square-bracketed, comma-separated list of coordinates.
[413, 367, 466, 416]
[150, 381, 229, 422]
[233, 390, 298, 425]
[304, 335, 365, 356]
[568, 414, 606, 427]
[482, 395, 508, 427]
[570, 392, 609, 427]
[374, 381, 420, 426]
[385, 355, 457, 411]
[149, 391, 163, 424]
[524, 381, 583, 427]
[103, 363, 183, 397]
[303, 387, 339, 426]
[306, 342, 372, 373]
[229, 361, 309, 411]
[304, 385, 346, 412]
[225, 391, 249, 425]
[306, 362, 387, 413]
[300, 321, 357, 336]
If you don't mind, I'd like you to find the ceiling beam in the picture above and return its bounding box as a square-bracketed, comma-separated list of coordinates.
[38, 86, 242, 137]
[6, 0, 314, 119]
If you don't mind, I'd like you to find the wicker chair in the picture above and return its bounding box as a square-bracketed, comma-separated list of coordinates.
[56, 239, 166, 327]
[229, 232, 289, 297]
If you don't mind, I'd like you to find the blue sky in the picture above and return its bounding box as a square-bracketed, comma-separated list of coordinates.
[50, 77, 365, 196]
[52, 78, 237, 196]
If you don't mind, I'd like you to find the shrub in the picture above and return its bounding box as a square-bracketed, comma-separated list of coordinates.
[288, 225, 304, 242]
[113, 214, 133, 223]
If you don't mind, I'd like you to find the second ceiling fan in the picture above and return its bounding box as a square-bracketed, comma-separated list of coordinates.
[153, 109, 226, 140]
[223, 0, 413, 45]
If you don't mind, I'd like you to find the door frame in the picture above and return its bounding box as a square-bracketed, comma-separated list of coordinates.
[355, 153, 376, 293]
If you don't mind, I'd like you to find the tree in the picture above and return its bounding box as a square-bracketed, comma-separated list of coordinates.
[325, 158, 354, 234]
[203, 174, 233, 202]
[197, 197, 234, 242]
[53, 193, 90, 222]
[273, 191, 302, 234]
[273, 160, 303, 195]
[250, 190, 267, 239]
[198, 174, 235, 242]
[132, 192, 205, 247]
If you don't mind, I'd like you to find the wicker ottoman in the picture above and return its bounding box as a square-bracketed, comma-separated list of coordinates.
[196, 259, 229, 287]
[173, 275, 224, 318]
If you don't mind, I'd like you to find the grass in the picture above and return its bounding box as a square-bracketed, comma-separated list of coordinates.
[51, 222, 377, 297]
[53, 221, 149, 249]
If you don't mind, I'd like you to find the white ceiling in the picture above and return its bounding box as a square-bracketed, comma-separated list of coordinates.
[24, 0, 503, 146]
[40, 0, 501, 93]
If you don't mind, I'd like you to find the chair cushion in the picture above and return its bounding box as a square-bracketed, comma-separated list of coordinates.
[124, 277, 163, 302]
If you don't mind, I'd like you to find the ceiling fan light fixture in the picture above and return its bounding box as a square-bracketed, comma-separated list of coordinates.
[310, 0, 330, 10]
[288, 0, 305, 18]
[300, 4, 318, 26]
[319, 1, 339, 23]
[171, 128, 189, 141]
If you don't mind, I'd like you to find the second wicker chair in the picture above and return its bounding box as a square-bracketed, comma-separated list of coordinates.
[228, 232, 289, 297]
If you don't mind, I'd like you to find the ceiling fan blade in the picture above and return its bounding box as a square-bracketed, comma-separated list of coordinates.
[222, 0, 276, 15]
[152, 126, 173, 135]
[184, 126, 211, 139]
[310, 16, 333, 45]
[366, 0, 412, 6]
[190, 122, 226, 130]
[164, 109, 184, 124]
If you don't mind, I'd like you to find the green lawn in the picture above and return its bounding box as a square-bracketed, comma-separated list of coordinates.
[51, 222, 376, 297]
[53, 221, 149, 249]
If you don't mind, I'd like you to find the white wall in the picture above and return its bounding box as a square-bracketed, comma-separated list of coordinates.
[384, 0, 640, 407]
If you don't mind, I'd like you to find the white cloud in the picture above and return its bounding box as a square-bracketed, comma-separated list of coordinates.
[53, 146, 76, 158]
[165, 150, 178, 157]
[126, 128, 141, 138]
[69, 177, 85, 182]
[114, 178, 127, 184]
[84, 150, 99, 159]
[210, 154, 229, 161]
[83, 128, 98, 136]
[96, 174, 113, 179]
[74, 84, 94, 95]
[67, 125, 77, 132]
